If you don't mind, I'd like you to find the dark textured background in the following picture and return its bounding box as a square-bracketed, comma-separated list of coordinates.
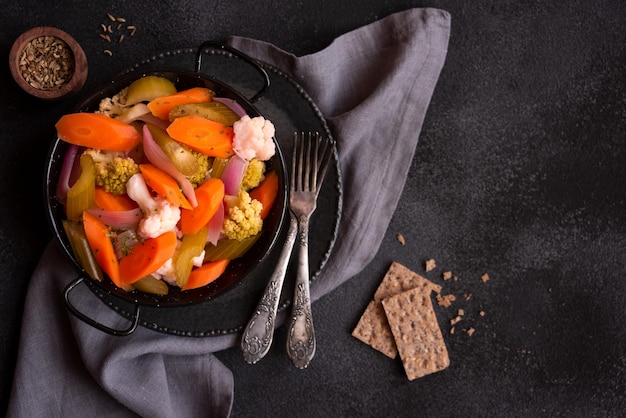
[2, 1, 626, 416]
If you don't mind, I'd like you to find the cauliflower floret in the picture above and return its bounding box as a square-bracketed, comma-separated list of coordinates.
[153, 258, 177, 286]
[187, 149, 211, 188]
[84, 149, 140, 195]
[96, 87, 131, 118]
[139, 199, 181, 239]
[153, 250, 205, 286]
[240, 158, 266, 191]
[126, 173, 182, 239]
[232, 115, 276, 161]
[222, 190, 263, 241]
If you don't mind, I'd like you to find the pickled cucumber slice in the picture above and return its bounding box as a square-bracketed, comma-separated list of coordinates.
[131, 275, 169, 295]
[63, 220, 104, 282]
[169, 102, 240, 126]
[146, 123, 199, 176]
[126, 76, 177, 105]
[203, 234, 261, 261]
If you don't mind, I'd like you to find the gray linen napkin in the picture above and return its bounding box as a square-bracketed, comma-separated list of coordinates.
[8, 8, 450, 418]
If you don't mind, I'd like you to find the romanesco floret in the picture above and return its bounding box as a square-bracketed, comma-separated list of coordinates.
[222, 190, 263, 241]
[240, 159, 266, 191]
[84, 149, 140, 195]
[187, 150, 211, 188]
[96, 87, 131, 118]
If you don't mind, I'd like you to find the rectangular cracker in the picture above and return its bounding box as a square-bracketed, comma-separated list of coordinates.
[352, 262, 441, 359]
[373, 261, 441, 302]
[382, 286, 450, 380]
[351, 300, 398, 358]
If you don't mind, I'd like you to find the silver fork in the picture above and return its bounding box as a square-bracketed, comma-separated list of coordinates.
[240, 132, 334, 366]
[286, 132, 334, 369]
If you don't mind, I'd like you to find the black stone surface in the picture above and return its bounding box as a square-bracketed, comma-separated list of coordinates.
[2, 1, 626, 416]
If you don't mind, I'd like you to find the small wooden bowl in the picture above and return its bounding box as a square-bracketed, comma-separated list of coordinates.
[9, 27, 88, 100]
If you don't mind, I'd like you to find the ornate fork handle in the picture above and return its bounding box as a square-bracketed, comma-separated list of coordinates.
[286, 213, 316, 368]
[241, 215, 298, 364]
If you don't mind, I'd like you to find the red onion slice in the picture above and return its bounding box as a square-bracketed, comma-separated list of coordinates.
[56, 144, 80, 202]
[213, 97, 247, 118]
[142, 124, 198, 207]
[221, 155, 248, 196]
[86, 207, 142, 228]
[138, 113, 170, 131]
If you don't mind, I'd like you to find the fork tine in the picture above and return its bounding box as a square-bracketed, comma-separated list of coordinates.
[315, 135, 334, 196]
[305, 132, 313, 192]
[291, 132, 297, 191]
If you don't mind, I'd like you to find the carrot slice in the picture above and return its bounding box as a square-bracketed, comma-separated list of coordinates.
[119, 231, 178, 284]
[249, 171, 279, 220]
[183, 259, 230, 291]
[94, 187, 138, 211]
[82, 211, 123, 288]
[139, 164, 192, 209]
[147, 87, 213, 120]
[180, 178, 225, 235]
[56, 113, 141, 152]
[166, 115, 234, 158]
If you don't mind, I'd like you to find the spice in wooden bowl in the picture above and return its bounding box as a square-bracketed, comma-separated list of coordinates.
[9, 27, 88, 100]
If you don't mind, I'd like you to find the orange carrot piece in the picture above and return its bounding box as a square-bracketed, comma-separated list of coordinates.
[147, 87, 213, 120]
[249, 171, 279, 220]
[166, 115, 234, 158]
[94, 187, 138, 211]
[56, 113, 141, 152]
[183, 259, 230, 291]
[139, 164, 192, 209]
[180, 178, 225, 235]
[82, 211, 123, 288]
[119, 231, 178, 284]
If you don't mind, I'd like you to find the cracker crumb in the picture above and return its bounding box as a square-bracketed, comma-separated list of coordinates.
[479, 310, 486, 317]
[481, 273, 490, 283]
[467, 327, 475, 336]
[450, 315, 462, 326]
[453, 275, 459, 281]
[436, 293, 456, 308]
[450, 327, 455, 334]
[464, 293, 472, 301]
[396, 233, 406, 246]
[425, 258, 436, 272]
[457, 309, 465, 317]
[442, 271, 452, 280]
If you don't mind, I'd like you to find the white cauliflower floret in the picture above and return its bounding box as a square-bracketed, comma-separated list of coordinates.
[154, 258, 177, 286]
[97, 87, 131, 118]
[153, 250, 206, 286]
[126, 173, 181, 239]
[139, 199, 181, 239]
[232, 115, 276, 161]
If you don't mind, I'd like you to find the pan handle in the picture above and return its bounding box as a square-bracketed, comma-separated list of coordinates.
[63, 276, 140, 336]
[194, 41, 270, 103]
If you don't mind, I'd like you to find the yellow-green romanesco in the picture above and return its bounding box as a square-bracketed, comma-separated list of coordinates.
[84, 149, 140, 195]
[222, 190, 263, 241]
[187, 150, 211, 188]
[240, 158, 266, 191]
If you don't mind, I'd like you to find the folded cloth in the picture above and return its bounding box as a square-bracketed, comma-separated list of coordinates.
[7, 8, 450, 418]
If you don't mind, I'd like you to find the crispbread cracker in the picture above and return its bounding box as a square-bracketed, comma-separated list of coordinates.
[382, 286, 450, 380]
[351, 300, 398, 358]
[374, 261, 441, 302]
[352, 262, 441, 359]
